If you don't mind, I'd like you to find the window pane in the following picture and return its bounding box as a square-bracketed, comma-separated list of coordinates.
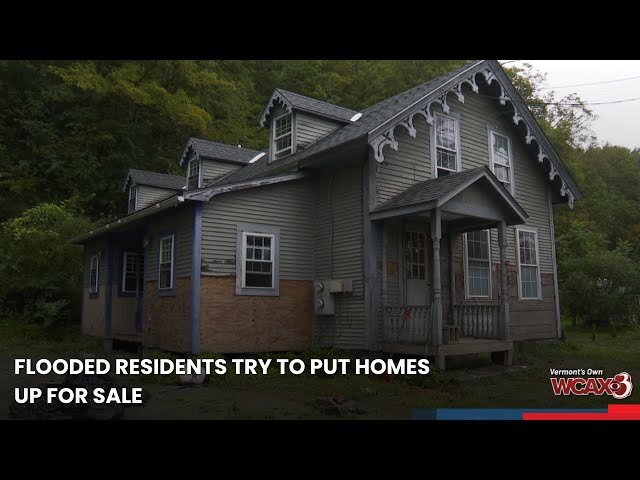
[495, 165, 510, 182]
[493, 133, 510, 166]
[466, 231, 490, 297]
[275, 114, 292, 137]
[436, 116, 456, 150]
[159, 266, 172, 289]
[437, 148, 456, 170]
[245, 273, 272, 288]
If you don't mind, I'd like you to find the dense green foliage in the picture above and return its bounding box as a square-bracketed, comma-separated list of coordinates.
[0, 201, 94, 324]
[0, 60, 638, 326]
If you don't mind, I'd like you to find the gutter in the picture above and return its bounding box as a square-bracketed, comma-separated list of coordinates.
[69, 195, 185, 244]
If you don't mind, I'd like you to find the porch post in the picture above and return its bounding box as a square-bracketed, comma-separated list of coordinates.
[431, 208, 443, 346]
[498, 220, 510, 340]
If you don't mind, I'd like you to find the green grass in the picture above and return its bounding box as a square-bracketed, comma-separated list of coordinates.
[2, 317, 639, 418]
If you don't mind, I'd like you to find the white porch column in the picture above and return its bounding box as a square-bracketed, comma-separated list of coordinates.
[431, 208, 443, 346]
[498, 220, 510, 340]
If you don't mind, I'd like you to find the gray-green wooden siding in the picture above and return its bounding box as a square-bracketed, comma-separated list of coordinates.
[312, 167, 365, 349]
[296, 112, 343, 149]
[376, 90, 554, 275]
[200, 180, 314, 279]
[136, 185, 178, 211]
[201, 159, 242, 186]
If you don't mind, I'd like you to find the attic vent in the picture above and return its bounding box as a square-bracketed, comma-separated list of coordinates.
[249, 152, 266, 164]
[350, 112, 363, 122]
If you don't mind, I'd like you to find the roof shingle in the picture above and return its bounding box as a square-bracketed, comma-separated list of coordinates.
[124, 169, 185, 191]
[275, 89, 357, 123]
[186, 138, 263, 165]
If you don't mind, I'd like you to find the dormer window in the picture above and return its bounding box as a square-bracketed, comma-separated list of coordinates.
[188, 158, 201, 189]
[272, 113, 293, 160]
[128, 185, 138, 213]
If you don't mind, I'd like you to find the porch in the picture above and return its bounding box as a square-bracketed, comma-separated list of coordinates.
[371, 167, 527, 369]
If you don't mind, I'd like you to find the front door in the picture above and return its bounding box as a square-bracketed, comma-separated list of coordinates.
[404, 229, 430, 305]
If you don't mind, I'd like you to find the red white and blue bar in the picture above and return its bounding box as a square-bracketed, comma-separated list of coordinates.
[412, 404, 640, 420]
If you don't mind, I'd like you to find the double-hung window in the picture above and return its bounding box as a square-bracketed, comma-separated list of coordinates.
[516, 227, 541, 299]
[188, 158, 201, 189]
[434, 113, 459, 177]
[122, 252, 144, 294]
[490, 131, 514, 192]
[236, 225, 280, 296]
[272, 113, 293, 160]
[128, 185, 138, 213]
[464, 230, 492, 298]
[89, 254, 99, 295]
[159, 235, 174, 290]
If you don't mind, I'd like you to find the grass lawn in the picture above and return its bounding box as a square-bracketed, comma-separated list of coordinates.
[1, 319, 638, 419]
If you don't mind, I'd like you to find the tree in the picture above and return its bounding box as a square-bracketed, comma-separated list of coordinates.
[0, 201, 94, 324]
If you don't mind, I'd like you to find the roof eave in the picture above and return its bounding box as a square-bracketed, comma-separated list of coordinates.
[69, 195, 187, 245]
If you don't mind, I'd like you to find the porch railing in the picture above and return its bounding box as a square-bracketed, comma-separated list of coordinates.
[454, 304, 500, 339]
[383, 305, 432, 345]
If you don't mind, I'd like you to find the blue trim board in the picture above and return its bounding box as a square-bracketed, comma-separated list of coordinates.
[157, 229, 177, 297]
[190, 204, 202, 354]
[104, 236, 113, 338]
[412, 408, 608, 420]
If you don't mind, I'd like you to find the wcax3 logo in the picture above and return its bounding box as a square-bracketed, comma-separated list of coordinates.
[550, 370, 633, 399]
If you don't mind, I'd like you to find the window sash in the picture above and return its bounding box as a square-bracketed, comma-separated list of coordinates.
[490, 132, 513, 188]
[464, 230, 491, 298]
[435, 114, 458, 173]
[90, 255, 99, 293]
[242, 233, 274, 288]
[517, 229, 540, 299]
[273, 113, 293, 158]
[188, 159, 201, 188]
[405, 231, 426, 280]
[122, 252, 142, 293]
[128, 186, 137, 211]
[159, 236, 174, 290]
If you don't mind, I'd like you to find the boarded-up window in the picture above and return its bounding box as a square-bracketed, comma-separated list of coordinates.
[517, 228, 540, 299]
[464, 230, 491, 298]
[159, 235, 174, 290]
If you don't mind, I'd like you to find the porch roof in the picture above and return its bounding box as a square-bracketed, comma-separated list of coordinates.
[370, 166, 528, 225]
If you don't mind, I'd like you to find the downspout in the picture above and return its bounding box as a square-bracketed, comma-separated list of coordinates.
[190, 203, 203, 354]
[549, 189, 562, 338]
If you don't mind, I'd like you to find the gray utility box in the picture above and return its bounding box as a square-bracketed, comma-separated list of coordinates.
[314, 279, 354, 315]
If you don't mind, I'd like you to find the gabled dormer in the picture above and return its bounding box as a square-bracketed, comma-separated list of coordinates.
[123, 169, 186, 213]
[179, 138, 263, 190]
[260, 89, 358, 162]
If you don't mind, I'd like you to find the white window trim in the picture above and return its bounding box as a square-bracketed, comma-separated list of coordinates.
[235, 224, 280, 296]
[122, 251, 140, 293]
[158, 234, 175, 290]
[489, 130, 515, 195]
[90, 254, 99, 294]
[272, 112, 294, 160]
[463, 230, 493, 299]
[129, 185, 138, 211]
[515, 226, 542, 301]
[187, 157, 202, 189]
[431, 112, 462, 178]
[241, 232, 275, 289]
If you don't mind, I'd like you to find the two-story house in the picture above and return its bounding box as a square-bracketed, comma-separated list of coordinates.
[71, 60, 581, 369]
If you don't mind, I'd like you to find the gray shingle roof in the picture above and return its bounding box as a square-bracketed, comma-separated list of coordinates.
[373, 167, 488, 212]
[124, 169, 185, 192]
[275, 89, 358, 123]
[217, 61, 482, 187]
[184, 138, 263, 165]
